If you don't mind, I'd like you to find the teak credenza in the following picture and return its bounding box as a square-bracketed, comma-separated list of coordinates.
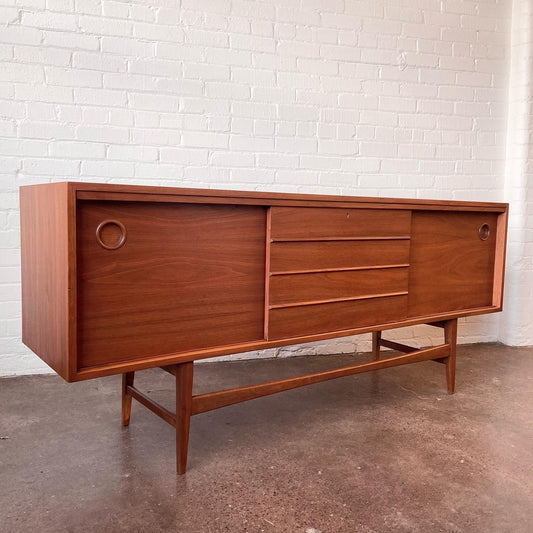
[20, 182, 508, 473]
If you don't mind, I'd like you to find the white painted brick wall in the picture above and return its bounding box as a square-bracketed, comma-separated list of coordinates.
[0, 0, 522, 377]
[500, 0, 533, 346]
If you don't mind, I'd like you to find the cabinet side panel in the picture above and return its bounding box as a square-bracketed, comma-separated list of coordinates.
[492, 209, 508, 308]
[408, 211, 498, 318]
[20, 183, 70, 380]
[76, 201, 266, 369]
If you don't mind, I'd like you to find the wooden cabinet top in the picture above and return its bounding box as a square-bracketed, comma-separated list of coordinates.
[28, 180, 508, 211]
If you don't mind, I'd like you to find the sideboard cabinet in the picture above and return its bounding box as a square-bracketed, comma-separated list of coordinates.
[20, 182, 508, 473]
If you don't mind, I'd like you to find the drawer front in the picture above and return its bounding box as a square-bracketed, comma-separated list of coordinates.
[270, 267, 408, 308]
[269, 295, 408, 340]
[270, 207, 411, 240]
[267, 207, 411, 340]
[270, 240, 410, 273]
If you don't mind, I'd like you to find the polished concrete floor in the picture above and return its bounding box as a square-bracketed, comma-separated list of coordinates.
[1, 343, 532, 533]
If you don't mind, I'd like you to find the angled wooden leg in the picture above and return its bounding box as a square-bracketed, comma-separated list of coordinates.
[175, 361, 194, 474]
[372, 331, 381, 360]
[444, 319, 458, 394]
[121, 372, 135, 426]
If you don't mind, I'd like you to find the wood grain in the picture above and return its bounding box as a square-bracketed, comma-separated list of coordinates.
[270, 267, 408, 307]
[444, 319, 458, 394]
[408, 211, 498, 317]
[74, 182, 508, 212]
[126, 383, 176, 427]
[372, 331, 381, 361]
[263, 208, 272, 339]
[76, 201, 266, 369]
[121, 371, 134, 426]
[270, 240, 410, 273]
[492, 210, 508, 308]
[20, 182, 72, 380]
[379, 339, 415, 353]
[19, 182, 508, 382]
[270, 207, 411, 240]
[268, 294, 408, 340]
[175, 362, 193, 474]
[191, 344, 450, 415]
[72, 305, 500, 380]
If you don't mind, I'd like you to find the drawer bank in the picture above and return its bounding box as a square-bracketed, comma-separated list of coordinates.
[20, 182, 508, 473]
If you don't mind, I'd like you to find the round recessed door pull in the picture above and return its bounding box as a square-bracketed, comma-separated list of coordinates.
[478, 223, 490, 241]
[96, 220, 127, 250]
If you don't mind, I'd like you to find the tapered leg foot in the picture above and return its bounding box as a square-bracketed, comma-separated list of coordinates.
[121, 372, 135, 426]
[175, 362, 194, 474]
[372, 331, 381, 361]
[444, 319, 458, 394]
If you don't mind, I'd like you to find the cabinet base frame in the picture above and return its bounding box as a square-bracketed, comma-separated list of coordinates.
[121, 319, 458, 474]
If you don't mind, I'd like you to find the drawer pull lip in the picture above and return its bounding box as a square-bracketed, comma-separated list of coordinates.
[478, 223, 490, 241]
[271, 235, 411, 243]
[271, 264, 410, 276]
[96, 219, 127, 250]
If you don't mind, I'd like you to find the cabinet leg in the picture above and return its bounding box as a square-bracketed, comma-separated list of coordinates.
[175, 362, 194, 475]
[444, 319, 458, 394]
[372, 331, 381, 361]
[121, 372, 135, 426]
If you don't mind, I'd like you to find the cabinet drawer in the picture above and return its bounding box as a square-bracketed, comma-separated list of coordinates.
[270, 267, 408, 307]
[270, 240, 410, 273]
[268, 295, 408, 340]
[267, 206, 412, 341]
[270, 207, 411, 240]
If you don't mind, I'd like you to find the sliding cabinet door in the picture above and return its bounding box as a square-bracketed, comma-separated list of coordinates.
[76, 201, 266, 370]
[408, 211, 498, 317]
